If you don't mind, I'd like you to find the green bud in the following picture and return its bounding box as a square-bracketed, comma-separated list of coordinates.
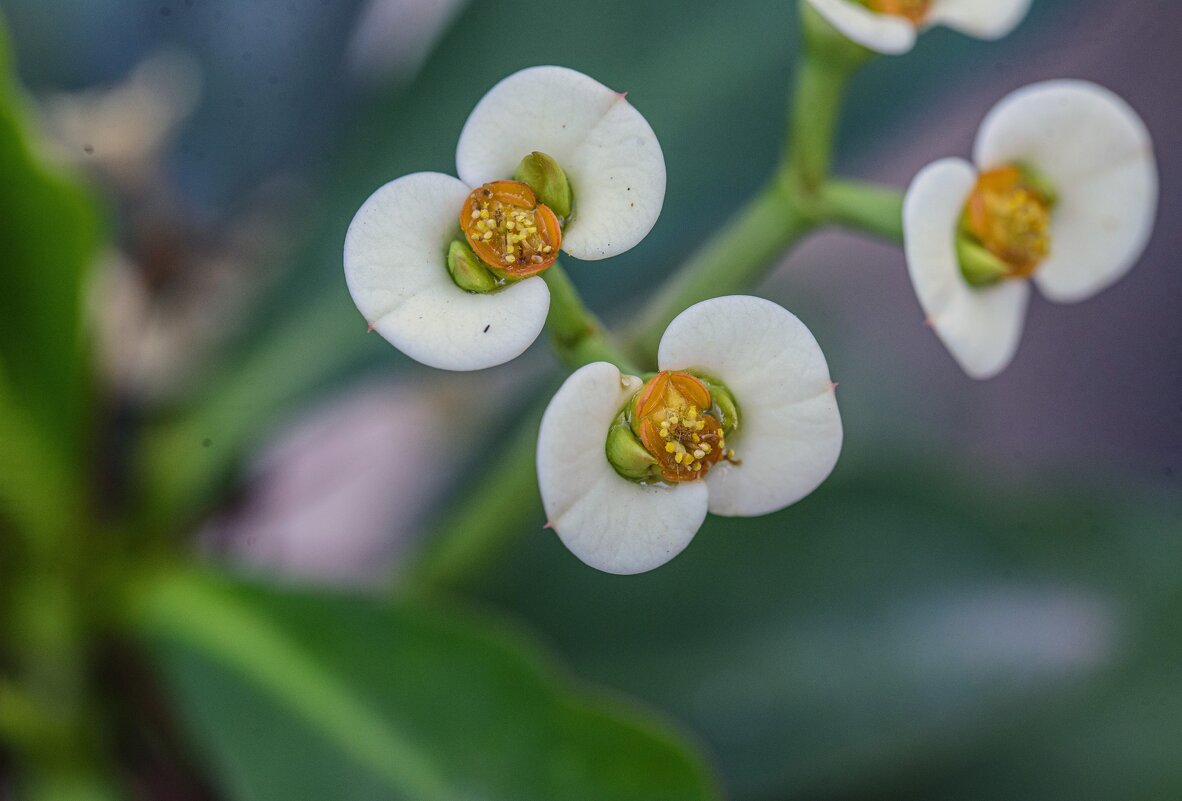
[956, 235, 1010, 287]
[708, 382, 741, 436]
[514, 151, 573, 219]
[1017, 162, 1059, 208]
[605, 422, 659, 482]
[447, 239, 498, 293]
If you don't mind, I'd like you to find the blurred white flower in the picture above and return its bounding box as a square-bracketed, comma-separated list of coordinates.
[904, 80, 1158, 379]
[41, 49, 201, 188]
[806, 0, 1030, 55]
[344, 66, 665, 372]
[537, 296, 842, 575]
[346, 0, 467, 87]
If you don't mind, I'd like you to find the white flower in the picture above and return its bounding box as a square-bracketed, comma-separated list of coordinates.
[344, 66, 665, 371]
[904, 80, 1158, 379]
[537, 296, 843, 575]
[806, 0, 1031, 55]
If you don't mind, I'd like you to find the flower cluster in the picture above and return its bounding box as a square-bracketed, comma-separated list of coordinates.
[343, 3, 1158, 575]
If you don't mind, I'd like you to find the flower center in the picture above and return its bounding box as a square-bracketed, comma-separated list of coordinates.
[962, 165, 1052, 279]
[863, 0, 933, 23]
[460, 180, 561, 278]
[631, 371, 732, 483]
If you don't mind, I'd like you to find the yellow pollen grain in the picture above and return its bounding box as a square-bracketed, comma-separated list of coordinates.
[480, 209, 489, 219]
[693, 449, 705, 460]
[674, 452, 685, 464]
[692, 461, 702, 471]
[664, 442, 676, 453]
[505, 254, 516, 263]
[701, 443, 711, 453]
[542, 245, 552, 253]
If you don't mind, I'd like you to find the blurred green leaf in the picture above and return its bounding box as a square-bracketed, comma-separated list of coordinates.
[0, 15, 99, 459]
[470, 460, 1182, 800]
[135, 572, 721, 801]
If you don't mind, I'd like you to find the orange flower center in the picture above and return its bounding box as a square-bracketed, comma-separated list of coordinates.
[963, 165, 1052, 279]
[631, 371, 731, 483]
[865, 0, 933, 23]
[460, 180, 562, 278]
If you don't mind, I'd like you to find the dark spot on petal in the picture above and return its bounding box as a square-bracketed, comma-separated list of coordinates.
[483, 324, 491, 333]
[82, 144, 94, 155]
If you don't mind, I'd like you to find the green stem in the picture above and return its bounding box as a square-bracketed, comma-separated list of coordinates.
[541, 263, 638, 374]
[405, 407, 545, 592]
[814, 179, 905, 242]
[630, 183, 811, 365]
[786, 0, 873, 193]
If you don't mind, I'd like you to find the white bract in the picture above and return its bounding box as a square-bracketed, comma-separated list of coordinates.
[904, 80, 1158, 379]
[537, 296, 843, 575]
[806, 0, 1030, 55]
[344, 66, 665, 371]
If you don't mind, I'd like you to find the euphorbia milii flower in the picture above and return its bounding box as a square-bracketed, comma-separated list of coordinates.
[805, 0, 1031, 55]
[537, 296, 843, 575]
[903, 80, 1158, 379]
[344, 66, 665, 371]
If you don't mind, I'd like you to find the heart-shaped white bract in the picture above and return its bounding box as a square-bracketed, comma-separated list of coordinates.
[456, 66, 666, 261]
[344, 172, 551, 371]
[904, 81, 1158, 379]
[345, 66, 666, 372]
[806, 0, 1031, 55]
[537, 296, 842, 575]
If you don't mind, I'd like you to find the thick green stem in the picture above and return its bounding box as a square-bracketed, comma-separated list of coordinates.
[541, 263, 638, 374]
[630, 183, 811, 365]
[814, 179, 905, 243]
[786, 0, 873, 193]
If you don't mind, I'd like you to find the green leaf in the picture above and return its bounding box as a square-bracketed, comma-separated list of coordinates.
[0, 15, 100, 458]
[134, 572, 720, 801]
[471, 461, 1182, 800]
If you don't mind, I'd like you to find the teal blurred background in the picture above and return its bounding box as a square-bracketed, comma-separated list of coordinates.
[0, 0, 1179, 799]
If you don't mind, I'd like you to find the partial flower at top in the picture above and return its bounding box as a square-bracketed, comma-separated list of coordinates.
[805, 0, 1031, 55]
[904, 80, 1158, 379]
[344, 66, 665, 371]
[537, 296, 843, 575]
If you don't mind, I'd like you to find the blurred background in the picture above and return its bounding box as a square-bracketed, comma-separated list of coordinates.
[0, 0, 1179, 799]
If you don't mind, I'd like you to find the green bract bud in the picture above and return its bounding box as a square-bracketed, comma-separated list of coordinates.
[513, 151, 573, 219]
[706, 381, 740, 435]
[605, 422, 659, 482]
[1017, 162, 1059, 208]
[447, 239, 499, 293]
[956, 235, 1009, 287]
